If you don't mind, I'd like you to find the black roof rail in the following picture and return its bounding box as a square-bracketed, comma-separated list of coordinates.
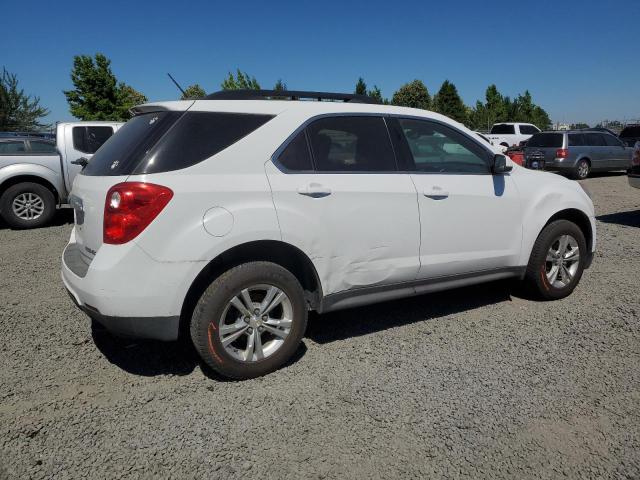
[204, 89, 380, 104]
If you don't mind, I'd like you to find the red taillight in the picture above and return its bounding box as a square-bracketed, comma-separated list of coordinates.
[103, 182, 173, 245]
[556, 148, 569, 159]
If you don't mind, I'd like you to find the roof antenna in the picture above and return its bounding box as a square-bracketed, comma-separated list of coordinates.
[167, 73, 186, 97]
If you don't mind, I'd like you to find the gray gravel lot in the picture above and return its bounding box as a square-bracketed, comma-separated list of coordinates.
[1, 173, 639, 479]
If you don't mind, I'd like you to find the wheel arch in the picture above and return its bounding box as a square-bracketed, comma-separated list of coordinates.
[179, 240, 323, 339]
[544, 208, 593, 253]
[0, 174, 61, 204]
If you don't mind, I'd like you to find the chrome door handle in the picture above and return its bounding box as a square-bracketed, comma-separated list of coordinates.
[297, 183, 332, 198]
[423, 187, 449, 199]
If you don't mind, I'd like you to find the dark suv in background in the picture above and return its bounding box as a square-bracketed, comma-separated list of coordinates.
[524, 131, 632, 179]
[619, 125, 640, 148]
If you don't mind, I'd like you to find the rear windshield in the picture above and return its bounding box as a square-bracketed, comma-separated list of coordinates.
[83, 111, 274, 176]
[490, 124, 515, 134]
[526, 133, 563, 148]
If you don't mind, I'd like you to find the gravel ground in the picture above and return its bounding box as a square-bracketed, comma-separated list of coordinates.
[1, 173, 639, 479]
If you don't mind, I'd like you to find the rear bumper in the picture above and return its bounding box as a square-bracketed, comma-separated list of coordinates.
[61, 229, 204, 341]
[64, 286, 179, 341]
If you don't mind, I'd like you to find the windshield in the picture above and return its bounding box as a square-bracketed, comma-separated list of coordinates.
[526, 133, 563, 148]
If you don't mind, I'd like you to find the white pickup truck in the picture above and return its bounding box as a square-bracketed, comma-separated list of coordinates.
[0, 121, 122, 228]
[486, 122, 541, 148]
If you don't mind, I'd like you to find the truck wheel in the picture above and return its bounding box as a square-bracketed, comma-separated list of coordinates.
[523, 220, 586, 300]
[571, 159, 590, 180]
[0, 182, 56, 229]
[190, 261, 308, 380]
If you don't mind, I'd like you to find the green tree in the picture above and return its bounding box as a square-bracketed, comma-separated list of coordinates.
[355, 77, 367, 95]
[570, 122, 590, 130]
[64, 53, 146, 121]
[0, 67, 50, 131]
[181, 84, 206, 99]
[367, 85, 384, 103]
[391, 80, 431, 110]
[433, 80, 467, 124]
[221, 69, 260, 90]
[274, 79, 287, 91]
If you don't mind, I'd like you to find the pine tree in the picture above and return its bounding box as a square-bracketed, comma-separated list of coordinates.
[0, 67, 50, 131]
[221, 69, 260, 90]
[64, 54, 146, 121]
[433, 80, 467, 124]
[355, 77, 367, 95]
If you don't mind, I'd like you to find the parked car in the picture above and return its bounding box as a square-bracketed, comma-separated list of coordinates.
[475, 132, 507, 153]
[619, 124, 640, 147]
[0, 121, 122, 228]
[524, 130, 632, 179]
[61, 90, 596, 380]
[486, 122, 540, 148]
[629, 141, 640, 189]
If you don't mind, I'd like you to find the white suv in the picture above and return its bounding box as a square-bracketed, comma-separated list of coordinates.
[61, 90, 596, 379]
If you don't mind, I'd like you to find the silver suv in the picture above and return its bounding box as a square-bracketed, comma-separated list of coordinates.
[524, 131, 632, 179]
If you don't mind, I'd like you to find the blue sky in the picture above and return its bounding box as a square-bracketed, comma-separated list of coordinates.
[2, 0, 638, 126]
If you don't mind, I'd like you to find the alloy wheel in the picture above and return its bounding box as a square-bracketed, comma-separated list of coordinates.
[545, 234, 580, 288]
[217, 284, 293, 362]
[12, 192, 45, 220]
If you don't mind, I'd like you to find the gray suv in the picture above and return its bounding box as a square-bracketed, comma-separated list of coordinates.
[524, 131, 632, 179]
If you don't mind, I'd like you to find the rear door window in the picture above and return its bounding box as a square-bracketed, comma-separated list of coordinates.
[519, 125, 539, 135]
[72, 126, 114, 154]
[490, 124, 515, 134]
[306, 116, 396, 172]
[584, 133, 606, 146]
[526, 133, 563, 148]
[568, 134, 585, 146]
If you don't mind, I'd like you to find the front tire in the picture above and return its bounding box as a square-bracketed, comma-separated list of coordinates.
[190, 261, 308, 380]
[523, 220, 587, 300]
[0, 182, 56, 229]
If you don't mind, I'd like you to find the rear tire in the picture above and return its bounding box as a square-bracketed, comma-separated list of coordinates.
[571, 159, 590, 180]
[523, 220, 586, 300]
[190, 261, 308, 380]
[0, 182, 56, 229]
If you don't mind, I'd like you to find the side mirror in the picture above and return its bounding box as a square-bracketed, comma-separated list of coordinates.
[492, 154, 513, 174]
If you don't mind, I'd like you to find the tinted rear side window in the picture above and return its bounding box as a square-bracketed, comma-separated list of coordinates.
[277, 131, 313, 171]
[568, 134, 585, 146]
[526, 133, 563, 148]
[83, 112, 181, 176]
[490, 124, 515, 134]
[307, 116, 396, 172]
[519, 125, 539, 135]
[603, 134, 623, 147]
[73, 126, 114, 154]
[135, 112, 274, 175]
[584, 133, 606, 146]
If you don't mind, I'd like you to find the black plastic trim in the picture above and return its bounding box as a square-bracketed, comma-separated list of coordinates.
[79, 302, 180, 341]
[319, 267, 525, 313]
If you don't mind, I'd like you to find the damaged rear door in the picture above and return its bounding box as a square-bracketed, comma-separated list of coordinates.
[266, 115, 420, 296]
